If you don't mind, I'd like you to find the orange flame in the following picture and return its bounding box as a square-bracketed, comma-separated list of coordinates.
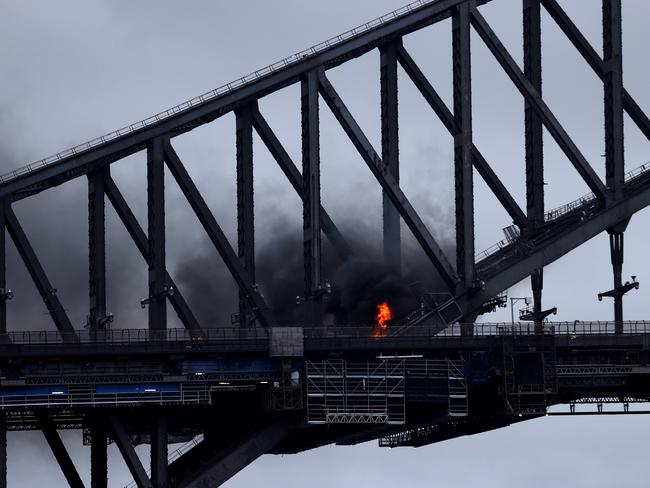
[374, 301, 392, 338]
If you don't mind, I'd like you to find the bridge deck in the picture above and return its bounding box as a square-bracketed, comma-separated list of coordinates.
[0, 322, 647, 358]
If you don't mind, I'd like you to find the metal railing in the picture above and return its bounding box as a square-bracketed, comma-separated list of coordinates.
[435, 321, 650, 336]
[474, 162, 650, 262]
[0, 0, 440, 185]
[2, 321, 650, 347]
[0, 327, 270, 345]
[543, 162, 650, 222]
[0, 389, 209, 409]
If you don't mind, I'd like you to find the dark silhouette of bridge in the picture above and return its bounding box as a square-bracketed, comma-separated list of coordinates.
[0, 0, 648, 486]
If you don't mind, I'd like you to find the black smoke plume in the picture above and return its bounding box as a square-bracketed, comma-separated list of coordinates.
[174, 214, 453, 328]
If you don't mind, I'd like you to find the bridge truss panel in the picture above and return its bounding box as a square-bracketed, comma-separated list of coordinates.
[306, 359, 406, 425]
[305, 358, 469, 424]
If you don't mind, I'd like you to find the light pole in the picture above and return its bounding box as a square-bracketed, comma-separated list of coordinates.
[510, 297, 531, 325]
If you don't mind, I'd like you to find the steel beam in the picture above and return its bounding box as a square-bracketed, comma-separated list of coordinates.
[88, 168, 108, 331]
[104, 176, 202, 332]
[452, 1, 475, 288]
[109, 414, 153, 488]
[147, 137, 167, 331]
[90, 424, 108, 488]
[173, 421, 293, 488]
[250, 107, 353, 260]
[0, 199, 6, 334]
[318, 72, 457, 290]
[523, 0, 544, 231]
[236, 106, 256, 327]
[301, 70, 323, 315]
[0, 414, 5, 488]
[5, 208, 75, 334]
[380, 41, 401, 274]
[603, 0, 625, 201]
[163, 142, 277, 328]
[151, 412, 168, 488]
[460, 183, 650, 317]
[540, 0, 650, 141]
[0, 0, 494, 201]
[470, 10, 607, 201]
[609, 230, 624, 334]
[531, 268, 543, 333]
[396, 45, 526, 228]
[523, 0, 545, 332]
[39, 417, 86, 488]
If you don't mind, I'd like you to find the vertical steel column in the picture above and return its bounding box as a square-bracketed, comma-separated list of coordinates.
[531, 269, 543, 330]
[524, 0, 544, 230]
[603, 0, 624, 201]
[524, 0, 545, 332]
[0, 414, 5, 488]
[380, 41, 401, 275]
[301, 70, 323, 323]
[452, 1, 475, 289]
[88, 168, 107, 332]
[236, 106, 255, 327]
[90, 424, 107, 488]
[151, 412, 168, 488]
[609, 230, 624, 334]
[147, 137, 167, 332]
[0, 198, 6, 334]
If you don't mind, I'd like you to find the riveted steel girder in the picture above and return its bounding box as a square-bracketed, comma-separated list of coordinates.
[380, 41, 401, 274]
[251, 107, 353, 260]
[6, 208, 75, 334]
[163, 143, 277, 328]
[104, 177, 202, 332]
[318, 72, 458, 291]
[540, 0, 650, 141]
[88, 167, 108, 331]
[396, 45, 527, 229]
[471, 10, 607, 201]
[236, 106, 256, 327]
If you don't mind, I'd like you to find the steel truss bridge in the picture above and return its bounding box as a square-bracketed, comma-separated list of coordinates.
[0, 0, 648, 486]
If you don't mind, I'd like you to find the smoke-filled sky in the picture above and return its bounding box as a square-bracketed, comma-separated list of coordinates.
[1, 0, 650, 486]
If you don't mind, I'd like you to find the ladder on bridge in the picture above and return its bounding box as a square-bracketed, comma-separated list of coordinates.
[447, 360, 468, 417]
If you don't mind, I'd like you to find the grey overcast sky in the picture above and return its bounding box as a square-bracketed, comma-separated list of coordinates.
[1, 0, 650, 487]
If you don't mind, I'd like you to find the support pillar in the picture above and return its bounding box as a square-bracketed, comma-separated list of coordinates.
[236, 106, 255, 327]
[147, 137, 167, 333]
[151, 412, 168, 488]
[40, 420, 85, 488]
[610, 230, 624, 334]
[105, 177, 202, 332]
[598, 220, 636, 335]
[603, 0, 625, 202]
[524, 0, 544, 232]
[90, 424, 108, 488]
[109, 414, 153, 488]
[524, 0, 546, 333]
[6, 209, 75, 334]
[0, 414, 6, 488]
[0, 198, 6, 334]
[301, 70, 323, 324]
[380, 41, 401, 275]
[452, 1, 475, 290]
[88, 168, 108, 334]
[531, 269, 543, 332]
